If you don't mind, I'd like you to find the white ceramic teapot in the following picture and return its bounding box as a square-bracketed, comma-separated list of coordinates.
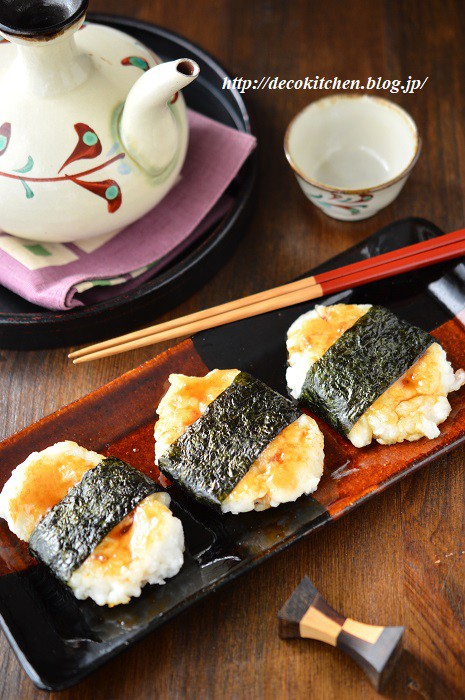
[0, 0, 199, 242]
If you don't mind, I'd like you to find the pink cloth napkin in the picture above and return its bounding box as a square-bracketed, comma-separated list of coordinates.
[0, 111, 256, 310]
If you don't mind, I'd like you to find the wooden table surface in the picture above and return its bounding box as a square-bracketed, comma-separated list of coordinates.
[1, 0, 465, 697]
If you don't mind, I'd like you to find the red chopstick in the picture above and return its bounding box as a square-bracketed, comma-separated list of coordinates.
[70, 228, 465, 362]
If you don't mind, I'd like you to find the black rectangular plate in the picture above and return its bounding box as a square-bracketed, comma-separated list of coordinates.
[0, 217, 464, 690]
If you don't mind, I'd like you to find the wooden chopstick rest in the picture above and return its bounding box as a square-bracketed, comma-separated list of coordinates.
[278, 577, 404, 691]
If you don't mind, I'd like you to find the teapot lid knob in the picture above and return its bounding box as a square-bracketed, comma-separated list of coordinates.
[0, 0, 88, 39]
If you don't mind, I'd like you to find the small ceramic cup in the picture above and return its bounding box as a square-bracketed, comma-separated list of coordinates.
[284, 95, 421, 221]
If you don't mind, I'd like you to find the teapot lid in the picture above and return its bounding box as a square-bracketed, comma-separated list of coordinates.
[0, 0, 88, 38]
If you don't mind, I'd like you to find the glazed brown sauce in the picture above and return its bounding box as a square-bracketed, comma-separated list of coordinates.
[226, 415, 324, 506]
[154, 369, 239, 456]
[287, 304, 369, 365]
[84, 510, 136, 573]
[77, 496, 167, 579]
[10, 453, 97, 535]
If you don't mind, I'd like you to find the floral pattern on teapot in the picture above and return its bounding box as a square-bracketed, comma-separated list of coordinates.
[0, 121, 124, 211]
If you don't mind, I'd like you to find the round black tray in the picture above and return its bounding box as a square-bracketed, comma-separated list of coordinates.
[0, 14, 257, 350]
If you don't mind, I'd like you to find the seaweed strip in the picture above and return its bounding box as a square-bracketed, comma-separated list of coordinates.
[159, 372, 301, 509]
[299, 305, 434, 436]
[29, 458, 161, 583]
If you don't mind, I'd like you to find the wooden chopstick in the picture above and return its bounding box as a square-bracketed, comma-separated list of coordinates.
[70, 228, 465, 363]
[70, 227, 465, 360]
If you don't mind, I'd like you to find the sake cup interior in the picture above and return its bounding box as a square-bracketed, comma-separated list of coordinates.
[285, 95, 419, 192]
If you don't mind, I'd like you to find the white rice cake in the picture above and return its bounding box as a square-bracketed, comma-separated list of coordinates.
[155, 369, 324, 514]
[287, 303, 465, 447]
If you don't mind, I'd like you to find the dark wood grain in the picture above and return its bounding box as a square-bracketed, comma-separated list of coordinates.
[1, 0, 465, 698]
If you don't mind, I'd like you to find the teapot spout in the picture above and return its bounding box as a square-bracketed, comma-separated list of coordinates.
[120, 58, 199, 176]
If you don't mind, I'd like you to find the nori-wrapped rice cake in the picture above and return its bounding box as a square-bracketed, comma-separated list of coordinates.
[155, 369, 325, 513]
[286, 303, 465, 447]
[0, 442, 184, 606]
